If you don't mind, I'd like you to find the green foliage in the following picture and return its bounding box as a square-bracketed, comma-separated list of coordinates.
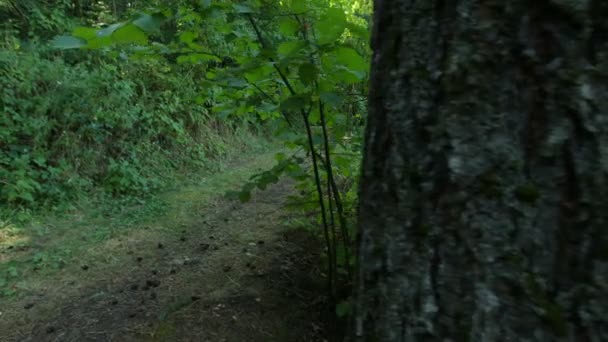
[52, 11, 167, 49]
[3, 0, 372, 319]
[0, 38, 251, 207]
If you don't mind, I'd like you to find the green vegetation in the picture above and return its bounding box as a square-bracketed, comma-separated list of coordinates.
[1, 0, 371, 339]
[1, 4, 267, 209]
[0, 149, 275, 298]
[0, 45, 261, 207]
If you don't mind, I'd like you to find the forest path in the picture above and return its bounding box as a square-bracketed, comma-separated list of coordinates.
[1, 151, 325, 341]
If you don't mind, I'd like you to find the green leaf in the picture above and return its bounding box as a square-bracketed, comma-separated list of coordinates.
[72, 27, 98, 40]
[85, 35, 113, 49]
[132, 13, 165, 33]
[97, 23, 124, 37]
[309, 109, 320, 124]
[334, 155, 351, 170]
[244, 64, 274, 83]
[277, 40, 306, 57]
[320, 92, 343, 107]
[335, 47, 368, 72]
[238, 190, 252, 202]
[179, 31, 198, 44]
[33, 156, 46, 167]
[316, 8, 347, 45]
[19, 192, 34, 203]
[290, 1, 308, 12]
[333, 68, 365, 83]
[51, 36, 87, 49]
[278, 18, 299, 36]
[200, 0, 212, 8]
[298, 63, 318, 85]
[346, 22, 370, 41]
[113, 24, 148, 45]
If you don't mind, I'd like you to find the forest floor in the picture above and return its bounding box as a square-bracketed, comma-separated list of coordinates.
[0, 151, 328, 341]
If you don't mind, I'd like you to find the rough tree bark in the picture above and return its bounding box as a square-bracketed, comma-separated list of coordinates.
[355, 1, 608, 341]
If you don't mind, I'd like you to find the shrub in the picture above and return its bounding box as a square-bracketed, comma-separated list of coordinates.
[0, 45, 248, 207]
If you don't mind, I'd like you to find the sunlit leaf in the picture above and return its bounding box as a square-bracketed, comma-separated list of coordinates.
[278, 18, 299, 36]
[113, 24, 148, 45]
[85, 35, 113, 49]
[180, 31, 198, 44]
[290, 1, 308, 12]
[72, 27, 97, 40]
[309, 109, 320, 124]
[335, 47, 368, 72]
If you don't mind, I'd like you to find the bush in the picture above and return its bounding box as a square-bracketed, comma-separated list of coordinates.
[0, 45, 249, 207]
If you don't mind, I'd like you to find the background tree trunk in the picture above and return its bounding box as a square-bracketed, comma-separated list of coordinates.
[355, 1, 608, 341]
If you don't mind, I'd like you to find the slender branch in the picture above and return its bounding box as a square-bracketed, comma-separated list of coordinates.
[319, 102, 353, 280]
[246, 14, 296, 95]
[247, 12, 335, 300]
[302, 10, 353, 281]
[320, 106, 339, 285]
[249, 82, 293, 127]
[250, 82, 276, 103]
[303, 108, 335, 300]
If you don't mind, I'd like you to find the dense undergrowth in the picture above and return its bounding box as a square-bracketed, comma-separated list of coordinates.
[1, 0, 371, 324]
[1, 2, 264, 213]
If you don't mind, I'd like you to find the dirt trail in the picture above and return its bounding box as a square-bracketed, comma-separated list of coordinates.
[1, 156, 326, 341]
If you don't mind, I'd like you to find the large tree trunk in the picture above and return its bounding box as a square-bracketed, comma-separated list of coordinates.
[354, 1, 608, 341]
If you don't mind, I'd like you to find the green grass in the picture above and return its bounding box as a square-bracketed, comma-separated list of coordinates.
[0, 137, 278, 300]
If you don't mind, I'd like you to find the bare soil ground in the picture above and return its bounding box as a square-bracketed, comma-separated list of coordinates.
[0, 155, 328, 341]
